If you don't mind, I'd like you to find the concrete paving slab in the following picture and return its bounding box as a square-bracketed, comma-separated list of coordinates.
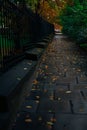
[36, 42, 47, 48]
[54, 114, 87, 130]
[38, 98, 70, 114]
[28, 89, 43, 100]
[56, 77, 76, 86]
[12, 112, 52, 130]
[72, 99, 87, 114]
[19, 100, 39, 113]
[25, 48, 44, 60]
[0, 60, 37, 112]
[78, 77, 87, 84]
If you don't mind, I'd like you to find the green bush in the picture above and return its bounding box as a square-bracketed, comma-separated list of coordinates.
[59, 0, 87, 45]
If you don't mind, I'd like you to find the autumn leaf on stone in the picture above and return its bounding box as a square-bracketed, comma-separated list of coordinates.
[27, 62, 32, 65]
[42, 58, 46, 62]
[58, 97, 61, 101]
[17, 77, 21, 81]
[77, 69, 81, 72]
[45, 65, 48, 69]
[36, 96, 40, 99]
[52, 77, 57, 81]
[65, 91, 72, 94]
[25, 118, 32, 123]
[33, 79, 39, 85]
[24, 67, 27, 70]
[49, 96, 54, 100]
[36, 100, 39, 104]
[26, 106, 32, 109]
[47, 121, 54, 126]
[50, 117, 56, 122]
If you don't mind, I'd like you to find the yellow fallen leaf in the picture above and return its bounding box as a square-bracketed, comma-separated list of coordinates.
[47, 121, 54, 126]
[36, 100, 39, 104]
[26, 106, 32, 109]
[27, 62, 32, 65]
[50, 118, 56, 122]
[17, 77, 21, 81]
[24, 68, 27, 70]
[33, 80, 38, 85]
[45, 65, 48, 69]
[77, 69, 81, 72]
[49, 96, 54, 100]
[25, 118, 32, 123]
[36, 96, 40, 99]
[52, 77, 57, 81]
[31, 88, 36, 91]
[65, 91, 72, 94]
[58, 97, 61, 101]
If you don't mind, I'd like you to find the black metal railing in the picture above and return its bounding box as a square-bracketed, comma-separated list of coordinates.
[0, 0, 54, 72]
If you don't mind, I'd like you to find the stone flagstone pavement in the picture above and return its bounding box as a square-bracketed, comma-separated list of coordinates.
[12, 33, 87, 130]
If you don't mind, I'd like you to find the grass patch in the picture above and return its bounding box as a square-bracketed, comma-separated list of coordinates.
[80, 43, 87, 47]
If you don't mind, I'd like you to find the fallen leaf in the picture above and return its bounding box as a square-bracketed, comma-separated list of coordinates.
[33, 80, 38, 85]
[50, 118, 56, 122]
[58, 97, 61, 101]
[45, 65, 48, 69]
[31, 88, 36, 91]
[48, 110, 52, 113]
[17, 77, 21, 81]
[77, 69, 81, 72]
[25, 118, 32, 123]
[36, 100, 39, 104]
[49, 96, 54, 100]
[36, 96, 40, 99]
[65, 91, 72, 94]
[27, 62, 32, 65]
[24, 68, 27, 70]
[52, 77, 57, 81]
[26, 106, 32, 109]
[47, 122, 54, 126]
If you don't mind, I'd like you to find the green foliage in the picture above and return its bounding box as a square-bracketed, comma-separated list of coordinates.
[59, 0, 87, 45]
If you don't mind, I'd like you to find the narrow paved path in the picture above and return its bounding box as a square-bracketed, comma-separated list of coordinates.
[12, 34, 87, 130]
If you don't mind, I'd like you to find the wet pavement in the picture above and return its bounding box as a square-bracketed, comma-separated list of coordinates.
[12, 34, 87, 130]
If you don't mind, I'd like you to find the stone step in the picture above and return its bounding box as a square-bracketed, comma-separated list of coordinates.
[25, 48, 44, 61]
[54, 114, 87, 130]
[0, 60, 37, 112]
[36, 42, 47, 48]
